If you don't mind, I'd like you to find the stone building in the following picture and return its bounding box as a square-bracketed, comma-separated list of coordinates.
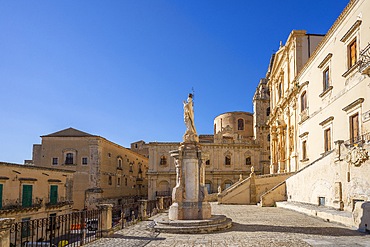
[0, 162, 74, 222]
[265, 0, 370, 219]
[267, 30, 325, 174]
[132, 106, 271, 200]
[32, 127, 148, 210]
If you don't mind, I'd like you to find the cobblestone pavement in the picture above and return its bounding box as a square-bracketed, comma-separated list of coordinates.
[85, 203, 369, 247]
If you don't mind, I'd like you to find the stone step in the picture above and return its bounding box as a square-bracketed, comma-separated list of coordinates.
[152, 214, 232, 234]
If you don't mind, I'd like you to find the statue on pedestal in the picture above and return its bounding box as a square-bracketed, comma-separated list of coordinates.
[183, 93, 199, 142]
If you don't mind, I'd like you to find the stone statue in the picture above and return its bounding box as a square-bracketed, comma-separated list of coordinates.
[183, 93, 198, 142]
[217, 185, 222, 194]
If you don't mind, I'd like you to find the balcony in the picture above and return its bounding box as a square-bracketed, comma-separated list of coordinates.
[359, 43, 370, 76]
[344, 132, 370, 148]
[0, 198, 42, 212]
[45, 197, 73, 209]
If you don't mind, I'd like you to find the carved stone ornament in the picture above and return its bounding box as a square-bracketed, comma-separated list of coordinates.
[345, 146, 369, 167]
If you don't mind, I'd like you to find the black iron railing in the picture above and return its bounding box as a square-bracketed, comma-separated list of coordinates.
[359, 43, 370, 74]
[10, 209, 102, 247]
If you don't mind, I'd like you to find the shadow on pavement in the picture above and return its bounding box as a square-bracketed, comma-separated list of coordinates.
[109, 232, 166, 241]
[228, 222, 367, 237]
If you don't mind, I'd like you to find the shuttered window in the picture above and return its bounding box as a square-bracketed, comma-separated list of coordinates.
[350, 113, 359, 143]
[22, 185, 33, 207]
[50, 185, 58, 204]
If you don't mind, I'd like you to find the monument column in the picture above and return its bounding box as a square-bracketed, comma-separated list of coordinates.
[168, 93, 211, 220]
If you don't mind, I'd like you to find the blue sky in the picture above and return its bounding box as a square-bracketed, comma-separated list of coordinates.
[1, 0, 349, 163]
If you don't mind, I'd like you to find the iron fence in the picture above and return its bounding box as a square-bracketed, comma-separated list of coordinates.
[10, 209, 102, 247]
[344, 132, 370, 148]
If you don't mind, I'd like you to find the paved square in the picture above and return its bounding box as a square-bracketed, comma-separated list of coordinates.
[85, 203, 369, 247]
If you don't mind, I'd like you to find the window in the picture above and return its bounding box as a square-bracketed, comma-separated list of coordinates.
[266, 107, 270, 116]
[224, 181, 232, 189]
[302, 140, 307, 160]
[300, 91, 307, 112]
[50, 185, 58, 205]
[205, 182, 212, 194]
[267, 134, 270, 142]
[65, 153, 74, 165]
[117, 177, 121, 186]
[0, 184, 3, 209]
[117, 158, 122, 169]
[22, 185, 33, 207]
[348, 39, 357, 68]
[238, 119, 244, 130]
[108, 176, 112, 185]
[225, 155, 231, 165]
[245, 157, 251, 165]
[52, 158, 58, 166]
[324, 128, 331, 152]
[318, 197, 325, 206]
[160, 156, 167, 166]
[125, 178, 128, 186]
[108, 153, 111, 158]
[82, 157, 88, 165]
[205, 160, 210, 166]
[350, 113, 359, 144]
[278, 83, 282, 99]
[323, 67, 330, 91]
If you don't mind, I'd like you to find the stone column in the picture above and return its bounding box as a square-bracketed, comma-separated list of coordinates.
[158, 197, 164, 211]
[0, 218, 15, 247]
[97, 204, 113, 237]
[270, 127, 278, 174]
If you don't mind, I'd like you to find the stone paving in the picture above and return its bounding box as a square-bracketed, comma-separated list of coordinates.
[85, 203, 370, 247]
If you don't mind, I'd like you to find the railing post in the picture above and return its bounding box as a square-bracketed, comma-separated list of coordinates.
[158, 197, 164, 211]
[138, 200, 148, 220]
[0, 218, 15, 247]
[97, 204, 113, 237]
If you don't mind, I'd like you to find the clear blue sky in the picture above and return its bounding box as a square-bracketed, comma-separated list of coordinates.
[1, 0, 349, 164]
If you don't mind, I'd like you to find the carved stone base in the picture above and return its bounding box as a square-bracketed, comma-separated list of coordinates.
[169, 201, 211, 220]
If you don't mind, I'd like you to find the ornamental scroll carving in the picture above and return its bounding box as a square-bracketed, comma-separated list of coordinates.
[345, 146, 369, 167]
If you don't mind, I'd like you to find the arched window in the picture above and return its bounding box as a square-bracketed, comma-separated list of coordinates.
[237, 119, 244, 130]
[301, 91, 307, 112]
[65, 153, 74, 165]
[266, 107, 270, 116]
[160, 155, 167, 166]
[117, 157, 122, 169]
[245, 157, 251, 165]
[225, 155, 231, 165]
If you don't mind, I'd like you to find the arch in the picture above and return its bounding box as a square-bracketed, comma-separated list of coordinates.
[157, 180, 170, 193]
[223, 180, 233, 190]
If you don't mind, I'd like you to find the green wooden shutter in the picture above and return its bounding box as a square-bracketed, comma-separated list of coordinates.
[50, 185, 58, 204]
[0, 184, 3, 209]
[22, 185, 33, 207]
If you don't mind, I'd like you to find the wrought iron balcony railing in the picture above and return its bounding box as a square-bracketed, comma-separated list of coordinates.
[344, 132, 370, 148]
[359, 43, 370, 75]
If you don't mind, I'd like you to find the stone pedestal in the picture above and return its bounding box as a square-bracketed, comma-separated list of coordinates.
[169, 142, 211, 220]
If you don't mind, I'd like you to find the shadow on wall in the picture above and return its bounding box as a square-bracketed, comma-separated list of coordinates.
[356, 201, 370, 233]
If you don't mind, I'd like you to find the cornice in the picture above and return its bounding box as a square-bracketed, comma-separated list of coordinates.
[295, 0, 359, 82]
[319, 116, 334, 126]
[342, 98, 364, 112]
